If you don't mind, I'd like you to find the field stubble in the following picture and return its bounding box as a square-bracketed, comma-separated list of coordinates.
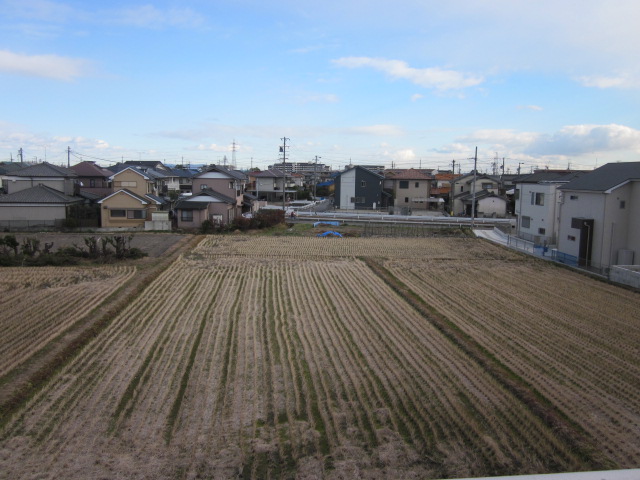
[0, 235, 638, 479]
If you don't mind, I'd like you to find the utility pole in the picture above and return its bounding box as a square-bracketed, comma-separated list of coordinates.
[517, 162, 523, 175]
[313, 155, 321, 200]
[231, 139, 237, 169]
[471, 147, 478, 229]
[452, 159, 455, 174]
[67, 146, 71, 168]
[18, 148, 23, 165]
[280, 137, 289, 212]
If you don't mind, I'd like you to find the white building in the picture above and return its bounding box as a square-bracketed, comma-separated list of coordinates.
[556, 162, 640, 270]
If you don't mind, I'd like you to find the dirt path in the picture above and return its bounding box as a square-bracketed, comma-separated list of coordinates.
[0, 234, 202, 425]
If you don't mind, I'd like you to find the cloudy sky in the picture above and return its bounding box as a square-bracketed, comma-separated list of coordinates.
[1, 0, 639, 173]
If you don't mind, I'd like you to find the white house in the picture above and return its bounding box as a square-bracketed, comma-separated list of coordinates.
[556, 162, 640, 270]
[515, 171, 585, 245]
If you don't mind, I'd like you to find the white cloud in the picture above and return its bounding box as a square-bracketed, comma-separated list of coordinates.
[112, 5, 205, 29]
[333, 57, 484, 91]
[348, 125, 404, 136]
[576, 73, 640, 89]
[516, 105, 543, 111]
[411, 93, 423, 102]
[0, 49, 91, 81]
[449, 124, 640, 157]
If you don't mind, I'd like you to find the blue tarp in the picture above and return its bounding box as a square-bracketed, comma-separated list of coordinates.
[317, 231, 343, 237]
[314, 221, 340, 227]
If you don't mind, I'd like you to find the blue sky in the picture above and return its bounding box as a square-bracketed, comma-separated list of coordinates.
[1, 0, 639, 173]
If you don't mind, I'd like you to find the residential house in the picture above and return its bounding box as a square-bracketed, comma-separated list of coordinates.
[2, 162, 78, 196]
[384, 169, 434, 212]
[248, 169, 293, 202]
[556, 162, 640, 270]
[98, 167, 165, 228]
[334, 166, 385, 210]
[174, 189, 238, 230]
[432, 172, 461, 213]
[514, 170, 585, 245]
[70, 161, 113, 198]
[0, 185, 84, 228]
[0, 162, 25, 193]
[451, 172, 501, 216]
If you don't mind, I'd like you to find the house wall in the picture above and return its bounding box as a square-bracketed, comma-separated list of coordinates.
[627, 181, 640, 260]
[7, 177, 73, 195]
[477, 197, 507, 217]
[0, 204, 67, 221]
[337, 168, 356, 209]
[193, 172, 243, 205]
[177, 208, 208, 230]
[516, 183, 561, 244]
[452, 176, 499, 214]
[111, 169, 153, 197]
[100, 192, 156, 228]
[393, 180, 430, 208]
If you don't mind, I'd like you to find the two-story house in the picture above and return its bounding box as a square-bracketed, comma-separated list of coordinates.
[98, 167, 165, 228]
[334, 166, 385, 210]
[451, 172, 505, 216]
[70, 161, 113, 198]
[514, 170, 585, 245]
[384, 169, 433, 212]
[556, 162, 640, 270]
[0, 162, 85, 227]
[175, 166, 251, 230]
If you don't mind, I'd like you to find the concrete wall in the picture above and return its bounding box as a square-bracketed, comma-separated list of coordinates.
[517, 183, 561, 244]
[0, 204, 67, 221]
[610, 265, 640, 288]
[478, 197, 507, 217]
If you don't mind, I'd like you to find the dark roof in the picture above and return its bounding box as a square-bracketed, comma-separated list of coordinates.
[0, 162, 25, 175]
[6, 162, 77, 178]
[124, 160, 169, 171]
[252, 169, 285, 178]
[515, 171, 586, 184]
[454, 189, 507, 202]
[166, 167, 196, 178]
[175, 201, 209, 210]
[175, 188, 236, 209]
[0, 185, 83, 204]
[336, 165, 384, 179]
[70, 161, 112, 178]
[197, 165, 247, 181]
[559, 162, 640, 192]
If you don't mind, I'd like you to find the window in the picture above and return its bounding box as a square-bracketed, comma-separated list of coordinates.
[405, 197, 409, 203]
[119, 181, 137, 187]
[570, 195, 578, 200]
[521, 216, 531, 229]
[350, 196, 365, 203]
[181, 210, 193, 222]
[482, 183, 494, 189]
[201, 184, 208, 190]
[568, 235, 576, 241]
[415, 182, 419, 188]
[620, 200, 626, 209]
[538, 227, 546, 235]
[531, 192, 544, 206]
[110, 209, 126, 218]
[460, 186, 464, 192]
[229, 181, 234, 189]
[127, 210, 146, 219]
[361, 180, 367, 187]
[399, 181, 409, 189]
[89, 179, 96, 188]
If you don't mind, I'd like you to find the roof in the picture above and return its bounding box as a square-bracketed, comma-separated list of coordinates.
[514, 170, 586, 184]
[385, 169, 433, 180]
[454, 189, 507, 202]
[559, 162, 640, 192]
[197, 165, 247, 180]
[252, 169, 286, 178]
[70, 161, 112, 178]
[5, 162, 77, 178]
[0, 162, 25, 175]
[97, 189, 163, 205]
[124, 160, 169, 171]
[336, 165, 384, 179]
[175, 188, 236, 209]
[108, 166, 152, 181]
[435, 173, 461, 181]
[0, 185, 83, 204]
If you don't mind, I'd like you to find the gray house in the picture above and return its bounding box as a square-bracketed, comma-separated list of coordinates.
[556, 162, 640, 270]
[334, 166, 385, 210]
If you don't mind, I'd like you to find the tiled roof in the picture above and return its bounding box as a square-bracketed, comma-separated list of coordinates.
[559, 162, 640, 192]
[252, 169, 285, 178]
[0, 185, 82, 204]
[515, 171, 586, 183]
[385, 169, 432, 180]
[0, 162, 25, 175]
[6, 162, 77, 178]
[70, 161, 112, 178]
[175, 188, 236, 209]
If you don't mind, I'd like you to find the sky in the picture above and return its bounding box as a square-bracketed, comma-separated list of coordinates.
[1, 0, 639, 174]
